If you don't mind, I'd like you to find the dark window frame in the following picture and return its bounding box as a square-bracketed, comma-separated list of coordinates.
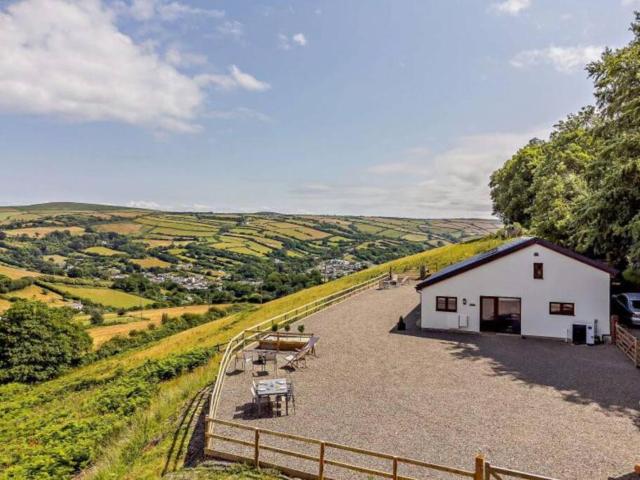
[549, 302, 574, 316]
[436, 296, 457, 312]
[533, 262, 544, 279]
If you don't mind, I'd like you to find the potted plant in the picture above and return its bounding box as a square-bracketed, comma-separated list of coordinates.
[297, 324, 305, 334]
[271, 322, 278, 332]
[284, 324, 291, 332]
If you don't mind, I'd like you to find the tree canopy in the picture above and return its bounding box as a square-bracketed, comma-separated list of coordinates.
[490, 13, 640, 281]
[0, 300, 92, 383]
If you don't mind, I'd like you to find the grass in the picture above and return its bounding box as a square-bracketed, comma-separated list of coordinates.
[43, 254, 67, 266]
[43, 283, 154, 309]
[0, 263, 40, 279]
[0, 237, 506, 480]
[130, 257, 171, 269]
[3, 285, 67, 307]
[84, 246, 127, 256]
[85, 305, 231, 346]
[0, 297, 12, 312]
[95, 223, 145, 235]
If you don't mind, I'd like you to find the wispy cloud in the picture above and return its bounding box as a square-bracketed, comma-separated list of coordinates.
[293, 129, 548, 217]
[491, 0, 532, 15]
[121, 0, 224, 21]
[511, 45, 603, 73]
[292, 33, 307, 46]
[164, 45, 207, 67]
[278, 32, 308, 50]
[196, 65, 270, 92]
[217, 20, 244, 39]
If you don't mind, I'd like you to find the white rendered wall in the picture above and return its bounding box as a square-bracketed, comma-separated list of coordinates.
[419, 244, 611, 339]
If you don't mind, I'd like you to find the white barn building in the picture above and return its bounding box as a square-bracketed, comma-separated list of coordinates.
[415, 237, 616, 342]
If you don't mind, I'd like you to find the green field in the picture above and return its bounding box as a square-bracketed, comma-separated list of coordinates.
[43, 283, 154, 308]
[84, 246, 127, 256]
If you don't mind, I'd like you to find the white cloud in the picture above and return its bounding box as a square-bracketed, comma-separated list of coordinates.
[123, 0, 224, 21]
[292, 33, 307, 46]
[217, 20, 244, 39]
[165, 46, 207, 67]
[511, 45, 603, 73]
[196, 65, 270, 92]
[491, 0, 532, 15]
[278, 32, 307, 50]
[0, 0, 269, 133]
[622, 0, 640, 6]
[294, 129, 548, 217]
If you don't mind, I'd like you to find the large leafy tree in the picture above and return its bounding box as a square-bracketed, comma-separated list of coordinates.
[0, 300, 92, 383]
[577, 15, 640, 274]
[529, 107, 600, 245]
[489, 138, 545, 227]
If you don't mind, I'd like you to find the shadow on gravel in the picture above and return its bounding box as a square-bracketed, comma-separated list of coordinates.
[436, 332, 640, 424]
[389, 303, 640, 426]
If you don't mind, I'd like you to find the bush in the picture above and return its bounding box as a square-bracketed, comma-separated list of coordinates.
[0, 300, 92, 383]
[284, 324, 291, 332]
[297, 324, 305, 334]
[271, 322, 278, 332]
[89, 309, 104, 326]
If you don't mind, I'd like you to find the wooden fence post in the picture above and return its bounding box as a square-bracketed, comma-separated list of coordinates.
[483, 461, 491, 480]
[254, 428, 260, 467]
[392, 457, 398, 480]
[318, 442, 325, 480]
[474, 454, 485, 480]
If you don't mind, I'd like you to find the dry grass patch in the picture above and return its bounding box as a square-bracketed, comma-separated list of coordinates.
[5, 285, 68, 307]
[95, 222, 145, 235]
[130, 257, 171, 269]
[0, 263, 40, 279]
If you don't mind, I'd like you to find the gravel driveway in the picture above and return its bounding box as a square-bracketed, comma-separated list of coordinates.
[214, 284, 640, 480]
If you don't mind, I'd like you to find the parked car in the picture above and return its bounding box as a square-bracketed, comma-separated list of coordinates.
[612, 293, 640, 327]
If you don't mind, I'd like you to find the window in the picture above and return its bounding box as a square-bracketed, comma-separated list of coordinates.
[549, 302, 574, 316]
[436, 296, 457, 312]
[533, 262, 544, 279]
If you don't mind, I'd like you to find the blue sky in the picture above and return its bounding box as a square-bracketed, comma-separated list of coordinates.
[0, 0, 637, 217]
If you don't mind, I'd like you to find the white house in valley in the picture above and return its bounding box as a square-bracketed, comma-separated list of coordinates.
[415, 237, 617, 342]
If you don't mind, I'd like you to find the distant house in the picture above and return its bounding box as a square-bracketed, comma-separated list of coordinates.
[415, 237, 617, 342]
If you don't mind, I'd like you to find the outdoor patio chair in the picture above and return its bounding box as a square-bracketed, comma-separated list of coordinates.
[251, 385, 271, 417]
[276, 380, 295, 415]
[284, 346, 309, 369]
[306, 336, 320, 356]
[233, 351, 251, 372]
[263, 351, 277, 371]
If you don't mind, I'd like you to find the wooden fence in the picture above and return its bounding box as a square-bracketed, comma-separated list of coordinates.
[615, 322, 639, 367]
[206, 419, 559, 480]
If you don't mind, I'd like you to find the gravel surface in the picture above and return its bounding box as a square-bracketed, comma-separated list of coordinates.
[214, 284, 640, 480]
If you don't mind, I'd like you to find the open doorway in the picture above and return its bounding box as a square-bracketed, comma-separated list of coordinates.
[480, 296, 521, 334]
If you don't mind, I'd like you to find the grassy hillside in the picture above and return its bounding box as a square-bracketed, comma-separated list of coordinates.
[0, 202, 499, 309]
[0, 236, 505, 480]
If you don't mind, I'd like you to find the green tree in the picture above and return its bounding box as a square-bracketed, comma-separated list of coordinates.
[89, 308, 104, 326]
[489, 138, 545, 227]
[529, 108, 601, 244]
[577, 15, 640, 275]
[0, 301, 92, 383]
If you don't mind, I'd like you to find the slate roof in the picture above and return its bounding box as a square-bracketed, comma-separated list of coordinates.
[415, 237, 617, 291]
